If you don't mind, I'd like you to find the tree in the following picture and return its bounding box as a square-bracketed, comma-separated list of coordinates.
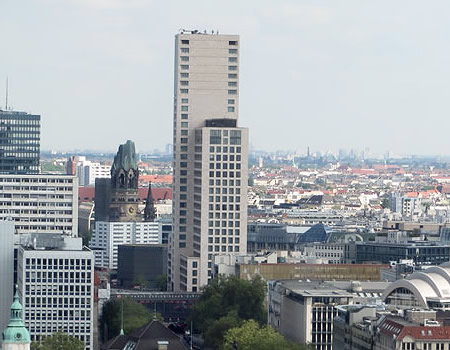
[156, 274, 168, 291]
[31, 332, 84, 350]
[223, 320, 314, 350]
[100, 297, 152, 341]
[190, 275, 266, 347]
[204, 310, 241, 350]
[132, 274, 149, 290]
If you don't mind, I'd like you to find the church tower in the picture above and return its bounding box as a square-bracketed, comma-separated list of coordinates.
[1, 291, 30, 350]
[109, 140, 140, 221]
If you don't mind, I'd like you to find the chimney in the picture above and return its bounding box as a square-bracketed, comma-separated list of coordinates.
[157, 340, 169, 350]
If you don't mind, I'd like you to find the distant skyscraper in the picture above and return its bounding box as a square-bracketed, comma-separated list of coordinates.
[169, 31, 248, 292]
[0, 110, 40, 174]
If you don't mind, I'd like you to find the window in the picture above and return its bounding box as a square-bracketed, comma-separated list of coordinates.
[228, 74, 237, 79]
[210, 130, 221, 144]
[228, 90, 237, 95]
[181, 65, 189, 70]
[228, 107, 235, 112]
[181, 122, 188, 128]
[181, 39, 189, 44]
[181, 98, 189, 103]
[181, 48, 189, 53]
[229, 57, 237, 62]
[230, 130, 241, 144]
[180, 89, 188, 94]
[181, 56, 189, 62]
[229, 40, 238, 45]
[181, 73, 189, 79]
[228, 66, 237, 71]
[228, 82, 237, 87]
[181, 105, 188, 111]
[180, 81, 189, 86]
[228, 99, 235, 104]
[181, 113, 188, 119]
[229, 49, 238, 54]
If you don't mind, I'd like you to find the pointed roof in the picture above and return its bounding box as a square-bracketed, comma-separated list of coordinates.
[2, 291, 30, 343]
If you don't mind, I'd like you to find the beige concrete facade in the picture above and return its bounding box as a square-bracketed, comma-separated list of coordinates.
[169, 32, 248, 291]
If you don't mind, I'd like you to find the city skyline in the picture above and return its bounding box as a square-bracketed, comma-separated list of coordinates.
[2, 1, 450, 155]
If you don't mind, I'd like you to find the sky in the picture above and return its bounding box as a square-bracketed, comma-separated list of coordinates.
[1, 0, 450, 156]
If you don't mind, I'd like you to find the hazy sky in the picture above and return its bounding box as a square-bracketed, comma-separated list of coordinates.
[1, 0, 450, 155]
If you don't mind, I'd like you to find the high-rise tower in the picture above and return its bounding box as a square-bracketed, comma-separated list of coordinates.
[169, 31, 248, 292]
[0, 110, 40, 174]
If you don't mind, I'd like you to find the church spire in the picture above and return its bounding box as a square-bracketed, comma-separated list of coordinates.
[2, 289, 30, 347]
[144, 182, 157, 222]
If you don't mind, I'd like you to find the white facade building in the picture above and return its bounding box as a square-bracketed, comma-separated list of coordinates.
[169, 32, 248, 292]
[0, 174, 78, 235]
[76, 158, 110, 186]
[17, 234, 94, 350]
[90, 221, 161, 269]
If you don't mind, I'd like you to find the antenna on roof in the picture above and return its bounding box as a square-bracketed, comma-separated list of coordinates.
[5, 77, 8, 110]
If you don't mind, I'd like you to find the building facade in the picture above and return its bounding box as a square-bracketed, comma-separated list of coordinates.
[0, 110, 40, 175]
[268, 280, 354, 350]
[117, 244, 168, 289]
[0, 220, 15, 348]
[91, 221, 161, 269]
[0, 174, 78, 234]
[169, 31, 248, 292]
[16, 235, 94, 350]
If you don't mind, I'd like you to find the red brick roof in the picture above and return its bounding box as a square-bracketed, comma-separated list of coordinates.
[78, 186, 172, 202]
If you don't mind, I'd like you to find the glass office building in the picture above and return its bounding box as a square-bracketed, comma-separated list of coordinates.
[0, 110, 40, 174]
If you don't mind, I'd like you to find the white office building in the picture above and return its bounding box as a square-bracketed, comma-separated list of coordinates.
[0, 174, 78, 235]
[16, 234, 94, 350]
[90, 221, 161, 269]
[76, 157, 110, 186]
[169, 31, 248, 292]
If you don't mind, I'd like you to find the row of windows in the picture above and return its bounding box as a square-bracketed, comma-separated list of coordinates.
[208, 228, 241, 236]
[208, 245, 240, 252]
[209, 237, 240, 244]
[0, 178, 73, 183]
[208, 204, 241, 212]
[208, 220, 241, 227]
[209, 163, 241, 170]
[180, 47, 237, 55]
[180, 88, 237, 95]
[208, 171, 241, 178]
[209, 146, 242, 153]
[25, 258, 91, 266]
[209, 187, 241, 194]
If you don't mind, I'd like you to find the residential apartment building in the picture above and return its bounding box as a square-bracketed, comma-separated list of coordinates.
[0, 174, 78, 234]
[0, 110, 40, 175]
[16, 234, 94, 350]
[90, 221, 161, 269]
[169, 31, 248, 291]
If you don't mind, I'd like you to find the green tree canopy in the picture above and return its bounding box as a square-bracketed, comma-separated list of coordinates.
[190, 275, 266, 347]
[223, 320, 314, 350]
[31, 332, 84, 350]
[100, 297, 152, 341]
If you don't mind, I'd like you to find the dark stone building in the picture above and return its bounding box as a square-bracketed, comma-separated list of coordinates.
[117, 244, 168, 289]
[94, 140, 156, 223]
